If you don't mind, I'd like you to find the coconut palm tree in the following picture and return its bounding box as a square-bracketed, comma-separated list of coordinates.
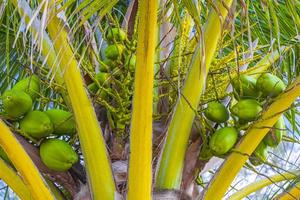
[0, 0, 299, 199]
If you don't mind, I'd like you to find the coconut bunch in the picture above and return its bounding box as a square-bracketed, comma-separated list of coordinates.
[1, 76, 78, 172]
[87, 27, 136, 136]
[201, 72, 286, 166]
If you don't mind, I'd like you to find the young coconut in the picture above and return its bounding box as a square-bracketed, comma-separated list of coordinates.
[230, 99, 262, 122]
[45, 109, 76, 136]
[87, 83, 109, 100]
[199, 145, 214, 160]
[256, 73, 286, 98]
[12, 75, 40, 100]
[87, 83, 99, 94]
[95, 72, 109, 85]
[263, 116, 285, 147]
[249, 142, 268, 166]
[105, 44, 125, 60]
[209, 127, 239, 155]
[232, 74, 259, 99]
[40, 139, 78, 171]
[204, 101, 229, 123]
[106, 28, 127, 42]
[102, 59, 117, 72]
[87, 72, 110, 97]
[20, 111, 53, 139]
[2, 90, 33, 119]
[125, 54, 136, 71]
[100, 59, 111, 72]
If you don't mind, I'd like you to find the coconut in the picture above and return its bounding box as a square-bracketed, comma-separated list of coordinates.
[2, 90, 32, 119]
[12, 75, 40, 100]
[45, 109, 76, 136]
[232, 74, 259, 99]
[256, 73, 286, 98]
[125, 54, 136, 71]
[20, 111, 53, 139]
[209, 127, 238, 155]
[40, 139, 78, 171]
[230, 99, 262, 122]
[204, 101, 229, 123]
[106, 28, 127, 42]
[249, 142, 268, 166]
[105, 44, 125, 60]
[263, 116, 285, 147]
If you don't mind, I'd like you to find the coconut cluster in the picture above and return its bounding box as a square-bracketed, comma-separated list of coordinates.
[1, 76, 78, 171]
[202, 72, 286, 166]
[87, 27, 136, 135]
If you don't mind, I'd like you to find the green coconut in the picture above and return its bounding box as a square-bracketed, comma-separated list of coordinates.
[40, 139, 78, 171]
[263, 116, 285, 147]
[199, 145, 214, 160]
[88, 72, 109, 95]
[125, 54, 136, 71]
[2, 90, 33, 119]
[105, 44, 124, 60]
[95, 72, 109, 85]
[204, 101, 229, 123]
[12, 75, 40, 100]
[20, 111, 53, 139]
[249, 142, 268, 166]
[256, 73, 286, 98]
[209, 127, 239, 155]
[106, 28, 127, 42]
[87, 83, 108, 99]
[230, 99, 262, 122]
[232, 74, 259, 98]
[87, 83, 99, 94]
[45, 109, 76, 136]
[102, 59, 117, 71]
[100, 59, 111, 72]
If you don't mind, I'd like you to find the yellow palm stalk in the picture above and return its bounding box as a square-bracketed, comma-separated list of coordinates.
[276, 182, 300, 199]
[0, 120, 54, 199]
[45, 7, 116, 199]
[156, 0, 234, 189]
[127, 0, 158, 199]
[0, 158, 31, 200]
[229, 170, 300, 200]
[202, 75, 300, 200]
